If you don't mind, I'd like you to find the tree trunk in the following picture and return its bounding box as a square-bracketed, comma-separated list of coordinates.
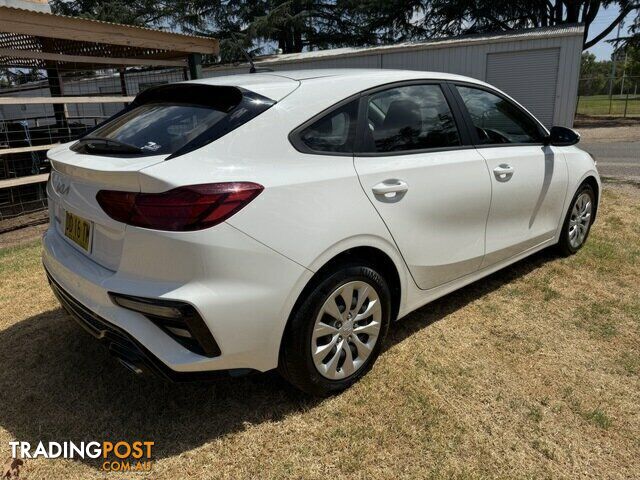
[554, 0, 563, 24]
[294, 28, 304, 52]
[566, 3, 580, 23]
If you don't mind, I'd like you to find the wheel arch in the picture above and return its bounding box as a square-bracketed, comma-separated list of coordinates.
[580, 175, 600, 222]
[311, 246, 402, 321]
[278, 244, 405, 359]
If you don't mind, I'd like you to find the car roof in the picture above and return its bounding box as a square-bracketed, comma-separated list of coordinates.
[191, 68, 489, 100]
[195, 68, 486, 83]
[190, 73, 300, 101]
[261, 68, 481, 83]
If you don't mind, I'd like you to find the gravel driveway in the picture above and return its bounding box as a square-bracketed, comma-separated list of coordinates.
[581, 141, 640, 181]
[577, 123, 640, 181]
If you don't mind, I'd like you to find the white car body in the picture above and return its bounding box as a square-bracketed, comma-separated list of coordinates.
[42, 69, 600, 381]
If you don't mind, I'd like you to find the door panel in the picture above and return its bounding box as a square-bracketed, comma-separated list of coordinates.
[355, 149, 491, 289]
[478, 145, 568, 266]
[452, 83, 568, 266]
[354, 83, 491, 290]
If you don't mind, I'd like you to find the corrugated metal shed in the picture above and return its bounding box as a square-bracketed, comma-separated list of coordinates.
[205, 25, 584, 127]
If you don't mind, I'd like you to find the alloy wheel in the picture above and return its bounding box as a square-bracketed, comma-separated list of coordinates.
[568, 192, 592, 249]
[311, 281, 382, 380]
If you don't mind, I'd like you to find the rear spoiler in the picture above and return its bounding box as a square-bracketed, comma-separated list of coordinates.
[134, 84, 243, 111]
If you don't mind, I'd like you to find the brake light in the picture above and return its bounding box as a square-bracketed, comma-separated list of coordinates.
[96, 182, 263, 231]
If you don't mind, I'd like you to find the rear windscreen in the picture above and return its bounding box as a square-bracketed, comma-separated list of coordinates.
[85, 103, 228, 155]
[72, 84, 274, 157]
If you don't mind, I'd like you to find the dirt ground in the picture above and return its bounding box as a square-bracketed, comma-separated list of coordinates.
[0, 182, 638, 479]
[575, 117, 640, 143]
[0, 221, 48, 249]
[573, 114, 640, 128]
[0, 209, 48, 250]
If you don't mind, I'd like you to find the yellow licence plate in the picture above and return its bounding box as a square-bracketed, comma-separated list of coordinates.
[64, 211, 92, 252]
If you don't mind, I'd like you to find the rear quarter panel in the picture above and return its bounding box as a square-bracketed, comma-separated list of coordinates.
[137, 79, 414, 311]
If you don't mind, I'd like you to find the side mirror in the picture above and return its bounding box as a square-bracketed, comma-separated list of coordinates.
[546, 126, 580, 146]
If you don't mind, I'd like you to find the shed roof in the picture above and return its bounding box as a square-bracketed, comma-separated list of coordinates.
[0, 5, 219, 69]
[206, 24, 584, 73]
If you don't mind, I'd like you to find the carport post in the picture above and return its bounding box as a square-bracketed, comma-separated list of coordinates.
[188, 53, 203, 79]
[118, 68, 128, 96]
[44, 61, 69, 133]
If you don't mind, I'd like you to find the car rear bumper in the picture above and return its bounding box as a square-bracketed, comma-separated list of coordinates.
[45, 267, 244, 381]
[42, 222, 312, 377]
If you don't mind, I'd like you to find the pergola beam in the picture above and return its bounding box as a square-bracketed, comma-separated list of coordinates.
[0, 48, 187, 67]
[0, 145, 57, 156]
[0, 96, 135, 105]
[0, 6, 219, 55]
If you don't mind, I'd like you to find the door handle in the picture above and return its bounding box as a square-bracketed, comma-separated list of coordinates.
[493, 164, 514, 182]
[372, 179, 409, 196]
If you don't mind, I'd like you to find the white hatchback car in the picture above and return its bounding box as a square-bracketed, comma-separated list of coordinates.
[43, 69, 599, 395]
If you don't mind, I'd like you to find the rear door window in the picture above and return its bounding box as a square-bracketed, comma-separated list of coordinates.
[362, 84, 461, 153]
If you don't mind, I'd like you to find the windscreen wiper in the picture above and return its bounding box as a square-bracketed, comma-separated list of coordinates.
[76, 136, 144, 154]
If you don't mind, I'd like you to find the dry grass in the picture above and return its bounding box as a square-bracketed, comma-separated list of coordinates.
[0, 184, 638, 480]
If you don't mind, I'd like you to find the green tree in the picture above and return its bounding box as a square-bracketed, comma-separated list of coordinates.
[50, 0, 639, 60]
[627, 45, 640, 76]
[49, 0, 174, 26]
[168, 0, 402, 56]
[623, 10, 639, 47]
[581, 52, 611, 77]
[579, 52, 611, 95]
[578, 45, 640, 96]
[418, 0, 640, 50]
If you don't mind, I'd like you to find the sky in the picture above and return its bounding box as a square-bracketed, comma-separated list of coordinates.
[586, 6, 636, 59]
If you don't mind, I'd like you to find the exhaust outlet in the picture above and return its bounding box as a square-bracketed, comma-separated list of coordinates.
[117, 358, 144, 375]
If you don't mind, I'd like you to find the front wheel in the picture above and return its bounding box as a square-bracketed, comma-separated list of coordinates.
[279, 264, 391, 396]
[557, 183, 596, 256]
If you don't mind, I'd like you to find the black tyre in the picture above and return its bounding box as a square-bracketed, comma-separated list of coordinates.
[557, 183, 596, 256]
[279, 264, 391, 396]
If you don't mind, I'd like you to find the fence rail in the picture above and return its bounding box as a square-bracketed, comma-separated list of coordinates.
[0, 65, 188, 228]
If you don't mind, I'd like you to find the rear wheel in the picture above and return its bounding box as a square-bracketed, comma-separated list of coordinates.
[279, 264, 391, 396]
[557, 183, 596, 256]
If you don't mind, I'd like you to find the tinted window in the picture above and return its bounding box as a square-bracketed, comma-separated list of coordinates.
[299, 100, 358, 153]
[362, 84, 460, 153]
[456, 86, 543, 144]
[85, 103, 227, 155]
[73, 84, 274, 157]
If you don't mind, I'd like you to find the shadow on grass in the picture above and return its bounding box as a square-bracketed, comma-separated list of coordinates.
[0, 248, 558, 467]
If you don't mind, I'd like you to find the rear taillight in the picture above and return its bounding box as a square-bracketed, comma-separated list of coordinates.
[96, 182, 263, 231]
